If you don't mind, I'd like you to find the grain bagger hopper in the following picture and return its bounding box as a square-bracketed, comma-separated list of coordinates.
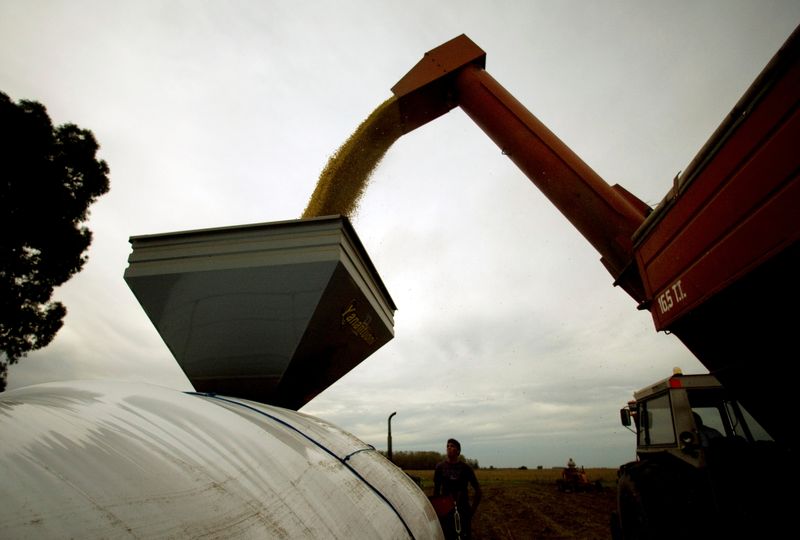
[123, 215, 396, 410]
[389, 29, 799, 448]
[2, 216, 449, 538]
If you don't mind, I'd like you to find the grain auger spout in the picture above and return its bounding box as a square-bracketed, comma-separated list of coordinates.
[391, 34, 651, 302]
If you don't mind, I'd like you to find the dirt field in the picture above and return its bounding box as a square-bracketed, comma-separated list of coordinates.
[408, 468, 618, 539]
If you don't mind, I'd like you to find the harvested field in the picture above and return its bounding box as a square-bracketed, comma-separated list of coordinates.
[408, 468, 618, 539]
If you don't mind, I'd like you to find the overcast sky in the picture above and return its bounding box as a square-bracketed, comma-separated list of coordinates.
[2, 1, 798, 468]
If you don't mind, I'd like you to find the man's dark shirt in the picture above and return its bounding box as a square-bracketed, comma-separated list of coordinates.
[433, 460, 479, 512]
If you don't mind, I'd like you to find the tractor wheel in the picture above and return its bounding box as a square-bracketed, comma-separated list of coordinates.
[609, 511, 623, 540]
[616, 461, 709, 540]
[616, 469, 650, 539]
[616, 463, 676, 540]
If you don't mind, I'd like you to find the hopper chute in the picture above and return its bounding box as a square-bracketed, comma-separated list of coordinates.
[124, 215, 395, 409]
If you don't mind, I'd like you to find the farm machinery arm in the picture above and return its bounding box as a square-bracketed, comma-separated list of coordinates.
[390, 35, 652, 302]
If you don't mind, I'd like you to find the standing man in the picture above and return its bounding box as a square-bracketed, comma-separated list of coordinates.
[433, 438, 482, 539]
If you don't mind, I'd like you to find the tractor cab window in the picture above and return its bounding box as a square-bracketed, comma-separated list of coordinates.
[690, 406, 725, 446]
[734, 403, 773, 442]
[688, 390, 773, 443]
[638, 393, 675, 446]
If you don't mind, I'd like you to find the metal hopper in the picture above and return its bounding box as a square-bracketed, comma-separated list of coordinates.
[124, 215, 395, 410]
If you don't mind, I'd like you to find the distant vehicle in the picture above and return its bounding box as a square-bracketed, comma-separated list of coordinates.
[556, 464, 603, 493]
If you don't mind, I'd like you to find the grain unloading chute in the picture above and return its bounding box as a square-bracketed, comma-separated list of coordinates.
[391, 34, 652, 301]
[124, 215, 395, 410]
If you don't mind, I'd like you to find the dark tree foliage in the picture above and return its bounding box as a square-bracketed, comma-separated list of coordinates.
[0, 91, 110, 391]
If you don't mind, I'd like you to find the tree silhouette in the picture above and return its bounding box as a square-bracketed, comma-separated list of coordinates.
[1, 92, 110, 390]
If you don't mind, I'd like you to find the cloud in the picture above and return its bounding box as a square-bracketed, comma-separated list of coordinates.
[2, 0, 796, 468]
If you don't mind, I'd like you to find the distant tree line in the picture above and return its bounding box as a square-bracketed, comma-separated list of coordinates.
[379, 450, 480, 470]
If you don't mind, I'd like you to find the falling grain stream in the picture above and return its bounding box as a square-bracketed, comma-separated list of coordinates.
[302, 97, 403, 218]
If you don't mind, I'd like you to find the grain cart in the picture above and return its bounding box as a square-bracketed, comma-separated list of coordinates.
[611, 370, 788, 539]
[390, 27, 798, 538]
[391, 27, 798, 450]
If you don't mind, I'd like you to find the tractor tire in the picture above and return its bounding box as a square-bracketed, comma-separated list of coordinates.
[609, 511, 623, 540]
[616, 461, 710, 540]
[616, 467, 655, 540]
